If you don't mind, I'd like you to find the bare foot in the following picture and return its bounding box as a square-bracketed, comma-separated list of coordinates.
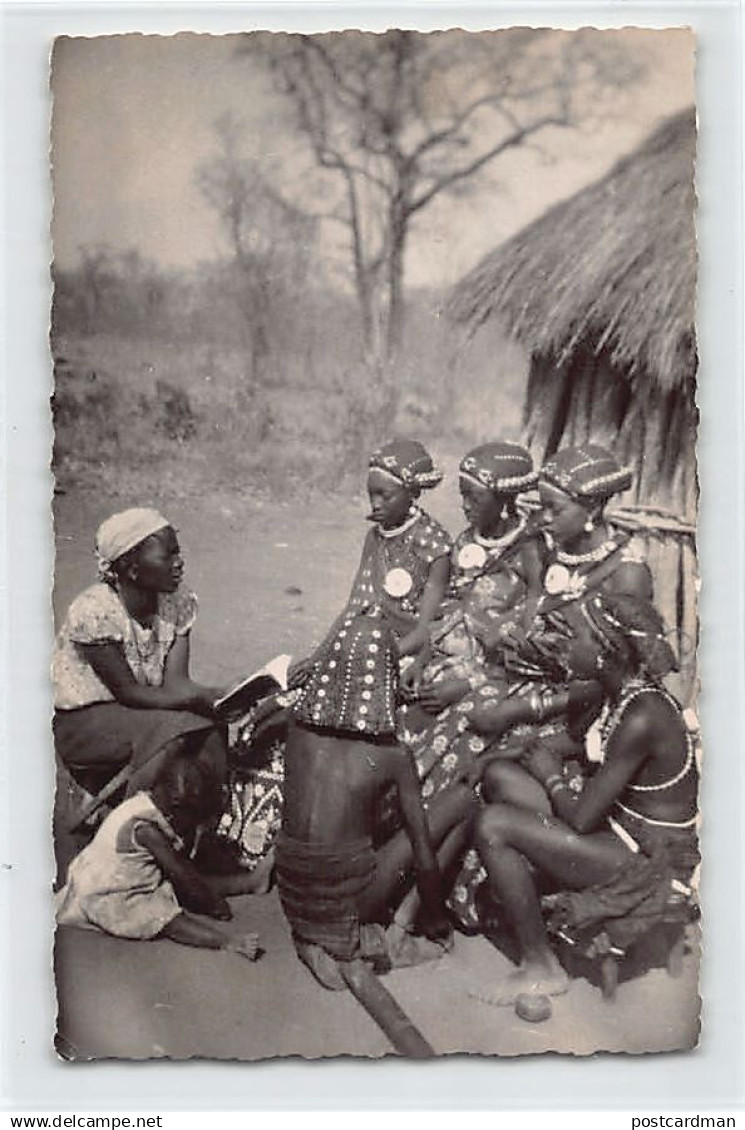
[385, 924, 452, 968]
[470, 958, 569, 1007]
[226, 932, 261, 961]
[212, 849, 276, 897]
[247, 848, 275, 895]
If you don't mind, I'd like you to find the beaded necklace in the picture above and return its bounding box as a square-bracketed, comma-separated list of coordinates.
[456, 516, 526, 578]
[473, 515, 525, 552]
[376, 507, 421, 540]
[555, 531, 618, 567]
[599, 677, 694, 792]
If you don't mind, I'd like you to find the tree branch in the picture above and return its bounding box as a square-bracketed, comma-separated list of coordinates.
[408, 113, 569, 215]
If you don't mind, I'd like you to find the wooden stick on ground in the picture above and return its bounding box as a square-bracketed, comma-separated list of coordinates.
[339, 960, 435, 1058]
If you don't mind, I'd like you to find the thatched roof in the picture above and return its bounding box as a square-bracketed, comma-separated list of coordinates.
[448, 108, 697, 393]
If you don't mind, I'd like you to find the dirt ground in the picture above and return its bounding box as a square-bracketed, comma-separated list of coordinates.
[52, 486, 700, 1061]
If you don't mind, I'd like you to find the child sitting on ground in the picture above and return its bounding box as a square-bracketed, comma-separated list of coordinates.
[56, 753, 267, 958]
[277, 608, 470, 990]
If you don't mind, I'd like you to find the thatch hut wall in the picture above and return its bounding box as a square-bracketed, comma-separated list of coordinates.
[448, 109, 698, 703]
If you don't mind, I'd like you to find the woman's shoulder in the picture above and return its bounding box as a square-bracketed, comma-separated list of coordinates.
[604, 558, 654, 601]
[64, 582, 127, 641]
[615, 683, 682, 743]
[619, 533, 647, 565]
[67, 581, 121, 615]
[412, 511, 453, 559]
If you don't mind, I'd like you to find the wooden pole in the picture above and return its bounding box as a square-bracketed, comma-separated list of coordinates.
[339, 960, 435, 1058]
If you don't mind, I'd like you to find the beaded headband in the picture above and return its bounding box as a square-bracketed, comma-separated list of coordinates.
[459, 442, 537, 495]
[540, 445, 632, 501]
[369, 440, 443, 490]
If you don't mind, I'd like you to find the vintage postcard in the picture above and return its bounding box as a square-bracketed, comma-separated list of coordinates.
[50, 27, 699, 1059]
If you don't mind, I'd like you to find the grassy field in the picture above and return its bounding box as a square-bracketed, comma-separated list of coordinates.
[51, 316, 529, 502]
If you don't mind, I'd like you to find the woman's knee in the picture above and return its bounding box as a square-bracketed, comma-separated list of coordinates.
[481, 762, 518, 803]
[474, 804, 515, 853]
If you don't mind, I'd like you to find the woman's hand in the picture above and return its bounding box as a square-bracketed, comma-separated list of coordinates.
[288, 657, 316, 689]
[207, 894, 233, 921]
[399, 654, 426, 698]
[417, 678, 470, 715]
[416, 904, 454, 948]
[525, 745, 563, 787]
[468, 703, 505, 736]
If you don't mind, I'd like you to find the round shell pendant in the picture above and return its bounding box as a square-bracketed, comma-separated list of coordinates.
[543, 563, 572, 595]
[457, 542, 488, 571]
[383, 567, 413, 598]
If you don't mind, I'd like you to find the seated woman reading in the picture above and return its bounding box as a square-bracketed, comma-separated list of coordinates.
[471, 590, 699, 1006]
[53, 508, 227, 802]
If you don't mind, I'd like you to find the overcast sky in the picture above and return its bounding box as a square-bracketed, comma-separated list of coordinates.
[51, 28, 694, 290]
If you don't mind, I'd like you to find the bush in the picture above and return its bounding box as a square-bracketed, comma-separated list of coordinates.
[153, 380, 198, 443]
[50, 288, 528, 501]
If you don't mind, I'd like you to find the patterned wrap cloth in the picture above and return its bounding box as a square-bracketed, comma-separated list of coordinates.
[276, 833, 386, 970]
[414, 441, 541, 691]
[291, 608, 399, 739]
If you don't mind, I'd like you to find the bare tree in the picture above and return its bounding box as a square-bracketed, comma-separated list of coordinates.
[197, 112, 317, 383]
[248, 29, 643, 389]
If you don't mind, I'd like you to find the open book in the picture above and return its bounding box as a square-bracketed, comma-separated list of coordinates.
[213, 654, 292, 719]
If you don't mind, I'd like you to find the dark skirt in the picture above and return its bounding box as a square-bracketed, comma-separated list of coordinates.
[54, 702, 220, 793]
[276, 831, 376, 962]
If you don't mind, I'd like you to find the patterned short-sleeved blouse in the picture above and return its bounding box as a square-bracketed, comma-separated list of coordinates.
[53, 582, 198, 710]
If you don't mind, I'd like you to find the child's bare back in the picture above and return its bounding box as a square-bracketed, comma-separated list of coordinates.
[276, 609, 452, 983]
[283, 721, 411, 845]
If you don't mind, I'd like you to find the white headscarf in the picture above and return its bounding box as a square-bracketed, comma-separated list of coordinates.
[95, 507, 170, 582]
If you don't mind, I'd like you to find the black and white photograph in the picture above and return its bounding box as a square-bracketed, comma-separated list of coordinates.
[49, 25, 700, 1060]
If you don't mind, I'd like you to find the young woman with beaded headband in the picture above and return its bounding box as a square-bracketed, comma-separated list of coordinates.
[468, 590, 698, 1009]
[52, 508, 229, 822]
[225, 441, 452, 873]
[408, 440, 545, 716]
[537, 443, 652, 605]
[463, 445, 660, 821]
[394, 445, 663, 931]
[290, 439, 452, 687]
